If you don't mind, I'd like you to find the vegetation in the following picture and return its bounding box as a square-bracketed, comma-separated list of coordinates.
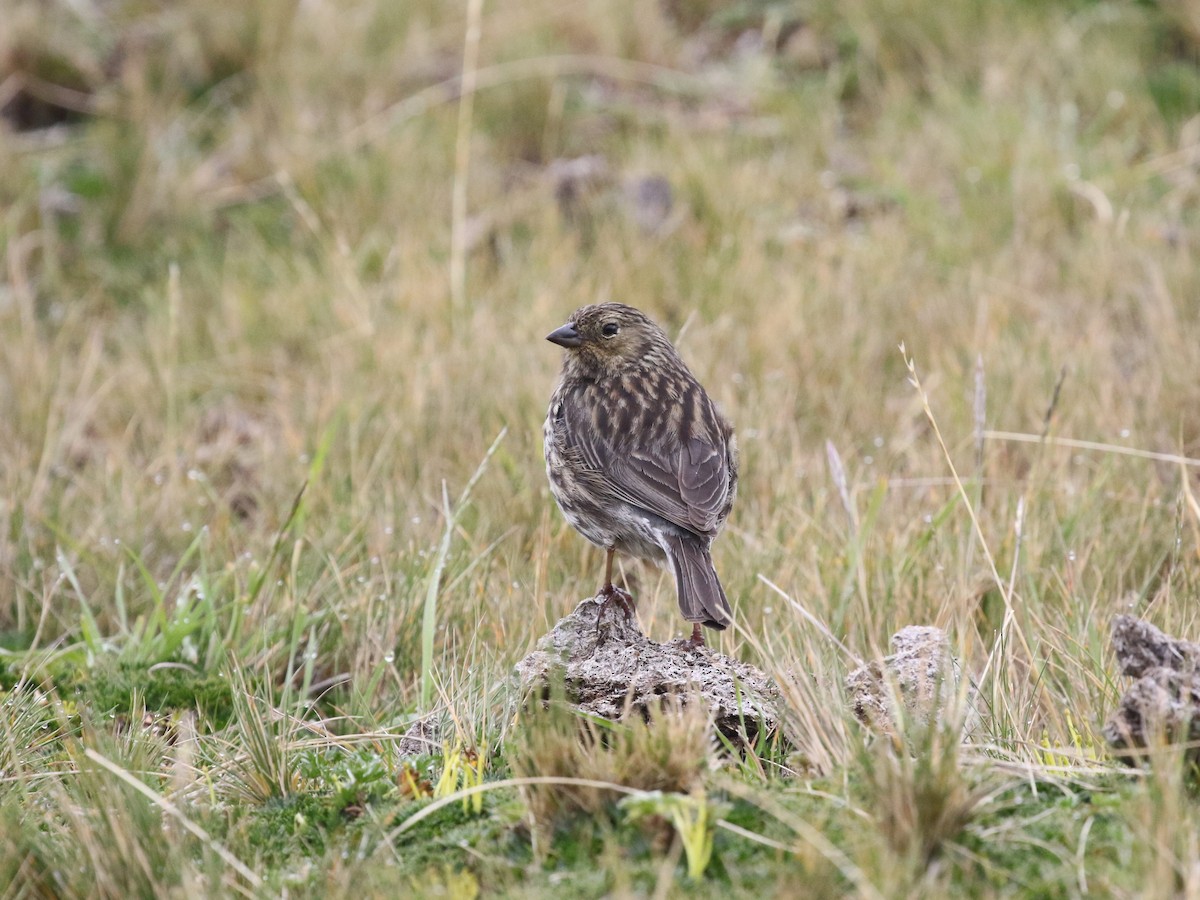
[2, 0, 1200, 895]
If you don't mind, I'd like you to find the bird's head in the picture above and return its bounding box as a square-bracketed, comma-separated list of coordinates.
[546, 303, 671, 375]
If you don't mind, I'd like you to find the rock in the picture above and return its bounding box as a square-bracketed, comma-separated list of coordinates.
[514, 597, 780, 748]
[1110, 615, 1200, 678]
[1103, 671, 1200, 763]
[845, 626, 957, 733]
[1103, 615, 1200, 764]
[623, 174, 675, 234]
[548, 155, 611, 222]
[396, 717, 440, 758]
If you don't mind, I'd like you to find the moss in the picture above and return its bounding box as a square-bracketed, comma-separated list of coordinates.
[1147, 61, 1200, 125]
[239, 794, 345, 864]
[955, 779, 1142, 897]
[80, 662, 234, 726]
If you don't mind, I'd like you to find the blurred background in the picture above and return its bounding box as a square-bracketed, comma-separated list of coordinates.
[1, 0, 1199, 726]
[6, 1, 1200, 894]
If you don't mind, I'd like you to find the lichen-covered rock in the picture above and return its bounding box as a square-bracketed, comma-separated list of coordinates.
[514, 597, 780, 747]
[1103, 670, 1200, 762]
[845, 626, 958, 733]
[1110, 615, 1200, 678]
[1103, 615, 1200, 764]
[396, 717, 440, 758]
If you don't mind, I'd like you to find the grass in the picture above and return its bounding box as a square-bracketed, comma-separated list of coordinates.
[2, 0, 1200, 895]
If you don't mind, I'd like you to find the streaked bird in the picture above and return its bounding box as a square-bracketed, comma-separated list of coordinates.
[543, 302, 738, 645]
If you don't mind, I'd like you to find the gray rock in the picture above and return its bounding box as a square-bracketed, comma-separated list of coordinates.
[396, 717, 440, 758]
[845, 626, 958, 733]
[623, 174, 674, 234]
[548, 155, 611, 222]
[1111, 614, 1200, 678]
[514, 597, 780, 747]
[1103, 616, 1200, 764]
[1104, 670, 1200, 763]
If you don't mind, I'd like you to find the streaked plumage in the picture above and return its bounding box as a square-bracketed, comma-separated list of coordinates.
[543, 302, 738, 643]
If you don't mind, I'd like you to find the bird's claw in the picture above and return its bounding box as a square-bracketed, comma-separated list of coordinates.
[594, 583, 636, 638]
[596, 583, 635, 617]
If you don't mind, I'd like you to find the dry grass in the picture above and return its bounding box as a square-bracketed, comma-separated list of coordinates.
[507, 693, 713, 835]
[2, 0, 1200, 894]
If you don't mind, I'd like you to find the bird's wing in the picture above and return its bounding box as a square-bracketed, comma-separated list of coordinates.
[560, 386, 730, 537]
[616, 436, 729, 535]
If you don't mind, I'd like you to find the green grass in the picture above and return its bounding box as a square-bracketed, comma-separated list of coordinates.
[3, 0, 1200, 895]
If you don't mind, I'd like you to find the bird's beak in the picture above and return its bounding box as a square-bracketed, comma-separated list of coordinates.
[546, 323, 582, 348]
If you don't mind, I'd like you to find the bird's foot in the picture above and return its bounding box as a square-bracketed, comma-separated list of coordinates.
[596, 583, 635, 619]
[594, 583, 636, 637]
[683, 622, 706, 649]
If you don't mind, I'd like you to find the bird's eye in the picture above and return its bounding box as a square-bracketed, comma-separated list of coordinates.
[601, 322, 619, 337]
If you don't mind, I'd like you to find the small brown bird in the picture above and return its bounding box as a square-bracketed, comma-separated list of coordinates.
[543, 302, 738, 645]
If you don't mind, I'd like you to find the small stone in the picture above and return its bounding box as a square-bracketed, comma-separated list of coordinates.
[1103, 616, 1200, 764]
[548, 155, 611, 221]
[397, 717, 440, 758]
[623, 175, 674, 234]
[1103, 670, 1200, 763]
[845, 626, 958, 734]
[1110, 615, 1200, 678]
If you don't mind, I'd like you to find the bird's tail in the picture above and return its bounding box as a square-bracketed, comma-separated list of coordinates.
[662, 534, 733, 630]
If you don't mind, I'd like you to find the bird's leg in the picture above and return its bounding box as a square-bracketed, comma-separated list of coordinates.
[687, 623, 705, 648]
[595, 548, 635, 628]
[601, 547, 615, 596]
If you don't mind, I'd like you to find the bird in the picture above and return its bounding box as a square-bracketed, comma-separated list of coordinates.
[543, 302, 738, 646]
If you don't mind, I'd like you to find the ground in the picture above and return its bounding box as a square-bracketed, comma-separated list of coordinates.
[2, 0, 1200, 896]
